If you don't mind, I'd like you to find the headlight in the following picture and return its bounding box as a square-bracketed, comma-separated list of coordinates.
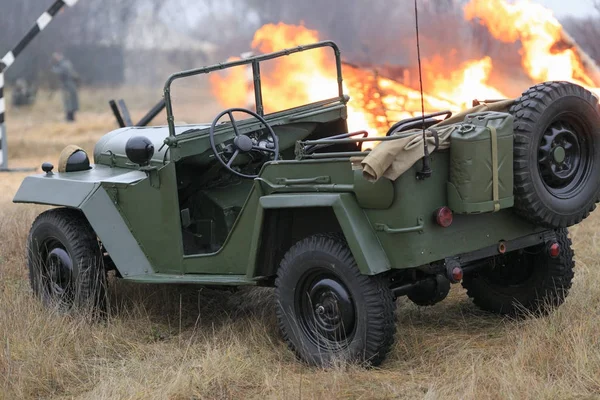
[58, 145, 91, 173]
[125, 136, 154, 166]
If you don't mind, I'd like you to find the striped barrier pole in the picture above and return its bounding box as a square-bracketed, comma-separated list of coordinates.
[0, 0, 79, 171]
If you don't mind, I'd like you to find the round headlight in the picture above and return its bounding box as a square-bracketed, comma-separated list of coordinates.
[125, 136, 154, 166]
[58, 145, 91, 173]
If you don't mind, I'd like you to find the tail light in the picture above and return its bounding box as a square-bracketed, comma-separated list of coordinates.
[445, 260, 463, 283]
[435, 206, 453, 228]
[451, 267, 463, 282]
[549, 242, 560, 258]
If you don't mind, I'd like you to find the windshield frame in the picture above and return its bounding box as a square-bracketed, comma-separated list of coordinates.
[162, 41, 345, 138]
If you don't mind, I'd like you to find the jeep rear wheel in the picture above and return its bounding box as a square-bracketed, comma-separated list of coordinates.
[462, 229, 574, 315]
[27, 208, 106, 313]
[275, 234, 396, 366]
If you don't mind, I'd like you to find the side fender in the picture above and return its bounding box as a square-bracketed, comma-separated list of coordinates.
[80, 187, 154, 277]
[13, 166, 146, 208]
[13, 174, 100, 208]
[13, 167, 154, 278]
[258, 193, 391, 275]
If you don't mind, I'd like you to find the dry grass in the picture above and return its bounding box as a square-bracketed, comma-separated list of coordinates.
[2, 88, 600, 399]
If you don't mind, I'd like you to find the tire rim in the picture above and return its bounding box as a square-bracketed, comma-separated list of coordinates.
[538, 115, 592, 198]
[40, 238, 74, 302]
[295, 270, 356, 350]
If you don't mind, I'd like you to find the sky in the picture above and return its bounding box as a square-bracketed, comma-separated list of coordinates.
[538, 0, 596, 17]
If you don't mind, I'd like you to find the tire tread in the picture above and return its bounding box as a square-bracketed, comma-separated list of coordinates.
[27, 208, 106, 311]
[510, 81, 600, 227]
[275, 234, 396, 366]
[462, 229, 574, 315]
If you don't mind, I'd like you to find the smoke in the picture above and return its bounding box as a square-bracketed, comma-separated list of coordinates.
[1, 0, 598, 93]
[0, 0, 178, 87]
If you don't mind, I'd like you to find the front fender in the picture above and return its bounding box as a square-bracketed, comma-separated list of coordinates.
[13, 165, 146, 208]
[13, 175, 100, 208]
[13, 165, 154, 278]
[258, 193, 391, 275]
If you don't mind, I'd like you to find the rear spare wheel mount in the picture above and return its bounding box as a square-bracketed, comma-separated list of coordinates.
[510, 81, 600, 228]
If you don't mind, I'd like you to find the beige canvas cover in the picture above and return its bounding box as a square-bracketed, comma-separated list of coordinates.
[353, 99, 516, 182]
[58, 144, 85, 173]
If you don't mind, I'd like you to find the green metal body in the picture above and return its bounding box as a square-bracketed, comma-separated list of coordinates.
[13, 41, 546, 285]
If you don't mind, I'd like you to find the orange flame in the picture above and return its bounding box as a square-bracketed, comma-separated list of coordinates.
[251, 24, 341, 113]
[465, 0, 600, 90]
[210, 1, 600, 137]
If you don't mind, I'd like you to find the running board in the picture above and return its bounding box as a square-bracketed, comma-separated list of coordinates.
[123, 273, 257, 286]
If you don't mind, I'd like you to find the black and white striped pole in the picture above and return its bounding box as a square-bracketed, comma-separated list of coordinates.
[0, 0, 79, 171]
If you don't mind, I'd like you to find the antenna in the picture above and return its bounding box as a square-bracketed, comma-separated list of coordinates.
[414, 0, 432, 180]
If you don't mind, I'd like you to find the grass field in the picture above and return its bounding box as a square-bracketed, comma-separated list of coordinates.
[1, 88, 600, 399]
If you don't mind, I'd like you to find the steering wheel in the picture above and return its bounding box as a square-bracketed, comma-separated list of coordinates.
[209, 108, 279, 179]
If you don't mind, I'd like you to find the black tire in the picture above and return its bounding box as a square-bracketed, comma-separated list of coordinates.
[462, 229, 574, 315]
[27, 208, 106, 312]
[510, 81, 600, 228]
[275, 234, 396, 366]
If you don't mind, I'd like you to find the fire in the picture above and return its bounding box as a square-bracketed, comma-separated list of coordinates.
[251, 24, 341, 112]
[424, 56, 508, 108]
[465, 0, 600, 92]
[210, 24, 380, 134]
[210, 1, 600, 137]
[209, 60, 249, 107]
[210, 23, 497, 136]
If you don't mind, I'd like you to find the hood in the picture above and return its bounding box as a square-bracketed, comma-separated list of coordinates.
[93, 124, 209, 167]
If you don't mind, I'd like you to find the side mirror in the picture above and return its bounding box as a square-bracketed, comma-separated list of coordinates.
[125, 136, 154, 166]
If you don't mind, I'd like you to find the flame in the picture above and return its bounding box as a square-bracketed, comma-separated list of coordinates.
[210, 23, 498, 136]
[251, 24, 341, 112]
[209, 57, 249, 106]
[424, 56, 508, 108]
[465, 0, 600, 91]
[210, 1, 600, 138]
[210, 24, 380, 134]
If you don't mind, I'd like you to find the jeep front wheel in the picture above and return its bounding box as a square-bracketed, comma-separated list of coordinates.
[275, 234, 396, 366]
[27, 208, 106, 313]
[462, 229, 574, 315]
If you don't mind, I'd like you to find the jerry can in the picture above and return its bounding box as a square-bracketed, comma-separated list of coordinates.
[447, 111, 514, 214]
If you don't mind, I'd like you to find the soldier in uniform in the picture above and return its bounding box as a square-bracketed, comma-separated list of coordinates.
[51, 52, 79, 122]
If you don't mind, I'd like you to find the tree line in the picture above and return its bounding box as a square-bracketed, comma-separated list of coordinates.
[0, 0, 599, 86]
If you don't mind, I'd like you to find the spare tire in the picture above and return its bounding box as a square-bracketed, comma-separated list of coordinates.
[510, 81, 600, 228]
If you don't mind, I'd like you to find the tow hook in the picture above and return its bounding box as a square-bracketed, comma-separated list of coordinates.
[445, 259, 463, 283]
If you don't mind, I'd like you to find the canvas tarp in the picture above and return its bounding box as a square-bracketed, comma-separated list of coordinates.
[352, 99, 516, 182]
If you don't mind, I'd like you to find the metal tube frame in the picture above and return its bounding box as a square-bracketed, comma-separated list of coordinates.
[163, 41, 344, 139]
[295, 132, 423, 160]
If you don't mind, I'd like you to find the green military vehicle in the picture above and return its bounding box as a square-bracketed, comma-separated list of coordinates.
[14, 42, 600, 366]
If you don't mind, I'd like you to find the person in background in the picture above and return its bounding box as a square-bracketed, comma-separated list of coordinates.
[11, 78, 36, 107]
[51, 52, 79, 122]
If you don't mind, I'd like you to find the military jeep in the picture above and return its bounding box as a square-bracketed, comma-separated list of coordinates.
[14, 42, 600, 366]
